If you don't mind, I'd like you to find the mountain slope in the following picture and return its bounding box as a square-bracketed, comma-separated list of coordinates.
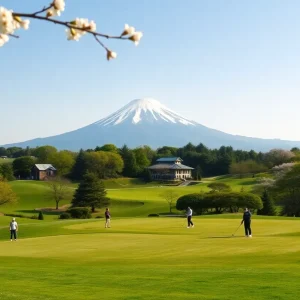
[3, 98, 300, 151]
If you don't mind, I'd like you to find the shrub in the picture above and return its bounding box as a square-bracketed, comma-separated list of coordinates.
[30, 215, 38, 219]
[67, 207, 91, 219]
[148, 213, 159, 217]
[95, 215, 103, 218]
[59, 212, 71, 219]
[38, 211, 44, 220]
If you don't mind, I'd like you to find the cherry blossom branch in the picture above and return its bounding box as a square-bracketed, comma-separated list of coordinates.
[0, 1, 143, 60]
[12, 13, 126, 40]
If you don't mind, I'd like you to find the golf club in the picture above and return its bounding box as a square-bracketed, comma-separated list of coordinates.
[231, 223, 242, 237]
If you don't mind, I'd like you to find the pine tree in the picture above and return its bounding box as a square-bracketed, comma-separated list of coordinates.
[70, 149, 87, 181]
[38, 211, 44, 220]
[257, 190, 277, 216]
[72, 172, 110, 212]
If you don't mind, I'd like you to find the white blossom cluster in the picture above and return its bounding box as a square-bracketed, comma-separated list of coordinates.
[47, 0, 66, 18]
[0, 6, 30, 47]
[1, 0, 144, 61]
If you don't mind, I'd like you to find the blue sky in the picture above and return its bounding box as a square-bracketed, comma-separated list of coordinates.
[1, 0, 300, 145]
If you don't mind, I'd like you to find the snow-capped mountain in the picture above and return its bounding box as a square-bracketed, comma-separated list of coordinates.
[3, 98, 300, 151]
[94, 98, 197, 126]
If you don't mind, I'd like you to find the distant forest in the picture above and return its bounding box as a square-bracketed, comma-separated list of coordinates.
[0, 143, 299, 181]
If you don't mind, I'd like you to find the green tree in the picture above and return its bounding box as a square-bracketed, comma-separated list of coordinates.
[72, 172, 110, 212]
[33, 145, 57, 163]
[38, 211, 44, 220]
[134, 147, 150, 175]
[13, 156, 35, 179]
[95, 144, 118, 153]
[48, 150, 75, 177]
[0, 163, 15, 181]
[0, 179, 17, 206]
[120, 145, 138, 177]
[229, 160, 267, 178]
[257, 190, 277, 216]
[70, 149, 87, 181]
[47, 177, 72, 210]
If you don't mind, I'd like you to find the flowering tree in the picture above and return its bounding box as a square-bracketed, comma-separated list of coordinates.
[0, 0, 143, 60]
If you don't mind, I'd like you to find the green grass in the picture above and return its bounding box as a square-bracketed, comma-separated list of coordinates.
[0, 216, 300, 299]
[0, 176, 299, 299]
[0, 158, 14, 165]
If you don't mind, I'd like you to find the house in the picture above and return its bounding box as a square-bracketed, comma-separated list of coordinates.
[148, 157, 194, 181]
[31, 164, 57, 180]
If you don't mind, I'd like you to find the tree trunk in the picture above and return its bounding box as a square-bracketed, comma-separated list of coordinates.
[56, 201, 59, 210]
[91, 205, 95, 213]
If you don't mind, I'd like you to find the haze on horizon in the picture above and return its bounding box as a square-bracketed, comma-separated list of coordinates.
[1, 0, 300, 145]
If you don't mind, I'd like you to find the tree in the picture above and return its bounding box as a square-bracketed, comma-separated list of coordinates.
[133, 148, 150, 175]
[207, 182, 232, 193]
[0, 163, 15, 181]
[257, 190, 277, 216]
[272, 164, 300, 216]
[120, 146, 138, 177]
[229, 160, 267, 178]
[48, 150, 75, 177]
[264, 149, 295, 167]
[38, 211, 44, 220]
[160, 190, 179, 213]
[33, 145, 57, 163]
[95, 144, 118, 153]
[72, 172, 110, 212]
[13, 156, 35, 179]
[70, 149, 87, 181]
[0, 1, 143, 60]
[47, 177, 72, 210]
[0, 179, 17, 206]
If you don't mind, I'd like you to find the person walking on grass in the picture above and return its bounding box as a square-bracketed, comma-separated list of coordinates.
[105, 208, 111, 228]
[9, 218, 18, 241]
[241, 208, 252, 238]
[186, 207, 194, 228]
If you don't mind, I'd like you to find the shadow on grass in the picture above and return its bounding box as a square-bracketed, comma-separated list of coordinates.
[16, 209, 61, 216]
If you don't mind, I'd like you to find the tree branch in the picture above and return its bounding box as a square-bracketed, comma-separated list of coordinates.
[12, 12, 127, 41]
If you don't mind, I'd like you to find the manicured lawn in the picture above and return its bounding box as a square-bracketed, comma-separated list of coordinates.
[0, 217, 299, 299]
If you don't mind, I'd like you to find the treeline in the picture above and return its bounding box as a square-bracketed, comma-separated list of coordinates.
[0, 143, 299, 181]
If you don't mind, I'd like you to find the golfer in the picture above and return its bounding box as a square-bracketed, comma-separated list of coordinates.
[105, 208, 111, 228]
[186, 207, 194, 228]
[9, 218, 18, 241]
[241, 208, 252, 237]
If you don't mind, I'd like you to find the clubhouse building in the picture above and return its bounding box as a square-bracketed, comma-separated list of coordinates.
[148, 157, 193, 181]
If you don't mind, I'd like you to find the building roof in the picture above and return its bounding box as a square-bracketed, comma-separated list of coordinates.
[148, 163, 194, 170]
[34, 164, 56, 171]
[156, 157, 182, 163]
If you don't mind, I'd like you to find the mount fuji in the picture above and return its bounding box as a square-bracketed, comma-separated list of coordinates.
[3, 98, 300, 151]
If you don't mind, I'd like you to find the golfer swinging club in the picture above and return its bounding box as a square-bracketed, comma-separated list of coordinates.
[241, 208, 252, 238]
[186, 206, 194, 228]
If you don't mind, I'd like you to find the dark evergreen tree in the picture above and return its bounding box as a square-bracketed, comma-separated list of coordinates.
[38, 211, 44, 220]
[72, 172, 110, 212]
[70, 149, 87, 181]
[257, 190, 277, 216]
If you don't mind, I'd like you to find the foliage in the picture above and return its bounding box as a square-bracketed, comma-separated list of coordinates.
[70, 149, 87, 181]
[67, 207, 91, 219]
[257, 190, 277, 216]
[47, 177, 72, 210]
[48, 150, 75, 177]
[120, 145, 138, 177]
[148, 213, 159, 217]
[207, 182, 232, 193]
[32, 145, 58, 163]
[160, 190, 179, 213]
[72, 172, 110, 212]
[38, 211, 44, 220]
[0, 180, 17, 206]
[0, 163, 15, 181]
[12, 156, 35, 179]
[272, 164, 300, 217]
[59, 212, 71, 219]
[264, 149, 295, 167]
[176, 192, 262, 214]
[230, 160, 267, 177]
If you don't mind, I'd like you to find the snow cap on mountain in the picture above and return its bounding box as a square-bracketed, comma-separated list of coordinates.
[94, 98, 197, 126]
